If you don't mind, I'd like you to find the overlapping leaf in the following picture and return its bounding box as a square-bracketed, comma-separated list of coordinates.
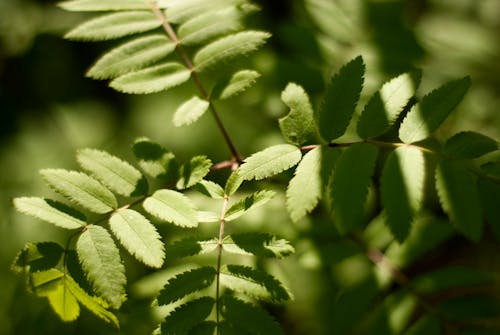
[279, 83, 316, 145]
[443, 131, 498, 159]
[12, 242, 63, 273]
[224, 190, 275, 221]
[132, 138, 179, 182]
[161, 297, 215, 335]
[165, 0, 248, 24]
[166, 237, 219, 259]
[212, 70, 261, 100]
[224, 171, 244, 196]
[223, 233, 294, 258]
[59, 0, 150, 12]
[143, 190, 198, 227]
[194, 180, 225, 199]
[173, 96, 210, 127]
[157, 267, 216, 305]
[176, 155, 212, 189]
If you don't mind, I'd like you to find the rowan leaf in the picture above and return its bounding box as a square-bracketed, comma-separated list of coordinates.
[59, 0, 149, 11]
[224, 171, 244, 196]
[14, 197, 86, 229]
[443, 131, 498, 159]
[109, 209, 164, 268]
[224, 190, 275, 221]
[76, 225, 126, 308]
[165, 0, 247, 24]
[77, 148, 148, 197]
[110, 62, 191, 94]
[40, 169, 117, 214]
[399, 77, 471, 143]
[477, 177, 500, 241]
[173, 96, 210, 127]
[166, 237, 219, 259]
[317, 56, 365, 142]
[224, 233, 294, 258]
[161, 297, 215, 335]
[381, 146, 425, 242]
[157, 267, 216, 305]
[132, 138, 179, 182]
[143, 190, 198, 227]
[87, 35, 175, 80]
[194, 180, 225, 199]
[212, 70, 261, 100]
[238, 144, 302, 181]
[279, 83, 316, 145]
[436, 160, 483, 242]
[176, 156, 212, 189]
[64, 11, 161, 41]
[12, 242, 64, 274]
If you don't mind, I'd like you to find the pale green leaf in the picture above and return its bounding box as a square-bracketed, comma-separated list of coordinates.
[165, 0, 247, 24]
[238, 144, 302, 181]
[399, 77, 471, 143]
[77, 148, 148, 197]
[328, 143, 378, 233]
[143, 190, 198, 227]
[197, 211, 220, 223]
[76, 225, 126, 308]
[41, 169, 117, 214]
[173, 96, 210, 127]
[176, 156, 212, 189]
[193, 31, 270, 72]
[87, 34, 175, 80]
[381, 146, 425, 242]
[443, 131, 498, 159]
[65, 11, 161, 41]
[166, 237, 218, 259]
[357, 72, 417, 139]
[224, 233, 294, 258]
[132, 138, 179, 182]
[436, 160, 483, 241]
[224, 171, 243, 196]
[279, 83, 316, 145]
[220, 265, 292, 303]
[224, 190, 275, 221]
[14, 197, 86, 229]
[221, 295, 284, 335]
[157, 267, 216, 305]
[161, 297, 215, 335]
[286, 146, 339, 222]
[110, 62, 191, 94]
[317, 56, 365, 142]
[109, 209, 164, 268]
[212, 70, 261, 100]
[59, 0, 149, 11]
[194, 180, 225, 199]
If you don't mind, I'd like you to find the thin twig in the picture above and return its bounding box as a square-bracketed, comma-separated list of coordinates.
[215, 195, 229, 332]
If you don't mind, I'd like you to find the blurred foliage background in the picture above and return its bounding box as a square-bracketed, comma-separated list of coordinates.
[1, 0, 499, 334]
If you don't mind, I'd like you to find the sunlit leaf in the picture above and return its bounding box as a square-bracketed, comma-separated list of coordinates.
[143, 190, 198, 227]
[165, 0, 247, 24]
[224, 190, 275, 221]
[212, 70, 261, 100]
[279, 83, 316, 145]
[176, 156, 212, 189]
[224, 171, 244, 196]
[59, 0, 149, 11]
[173, 96, 210, 127]
[194, 180, 225, 199]
[132, 137, 179, 182]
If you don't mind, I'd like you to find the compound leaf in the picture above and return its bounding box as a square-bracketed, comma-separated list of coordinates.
[443, 131, 498, 159]
[176, 155, 212, 189]
[328, 143, 378, 233]
[110, 62, 191, 94]
[317, 56, 365, 142]
[157, 267, 216, 305]
[238, 144, 302, 181]
[59, 0, 149, 11]
[14, 197, 86, 229]
[381, 146, 425, 242]
[87, 34, 175, 80]
[399, 77, 471, 144]
[161, 297, 215, 335]
[109, 209, 164, 268]
[173, 96, 210, 127]
[436, 160, 483, 242]
[224, 233, 294, 258]
[212, 70, 261, 100]
[143, 190, 198, 228]
[224, 190, 275, 221]
[76, 225, 126, 309]
[77, 148, 148, 197]
[41, 169, 117, 214]
[279, 83, 316, 146]
[133, 138, 179, 182]
[194, 31, 270, 72]
[65, 11, 161, 41]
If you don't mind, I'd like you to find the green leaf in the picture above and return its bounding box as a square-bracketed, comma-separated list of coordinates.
[238, 144, 302, 181]
[224, 171, 243, 196]
[443, 131, 498, 159]
[12, 242, 64, 274]
[357, 72, 417, 139]
[221, 295, 284, 335]
[14, 197, 86, 229]
[435, 160, 483, 241]
[194, 180, 225, 199]
[328, 143, 378, 233]
[279, 83, 316, 145]
[224, 190, 275, 221]
[220, 265, 292, 303]
[212, 70, 261, 100]
[166, 237, 219, 259]
[41, 169, 117, 214]
[65, 274, 119, 328]
[109, 209, 164, 268]
[399, 77, 471, 143]
[31, 269, 80, 322]
[197, 211, 220, 223]
[317, 56, 365, 142]
[76, 225, 126, 308]
[59, 0, 150, 11]
[286, 146, 339, 222]
[173, 96, 210, 127]
[165, 0, 247, 24]
[64, 11, 161, 41]
[403, 315, 440, 335]
[193, 31, 271, 72]
[481, 161, 500, 180]
[77, 148, 148, 197]
[87, 34, 175, 80]
[133, 138, 179, 182]
[161, 297, 215, 335]
[381, 146, 425, 242]
[110, 62, 191, 94]
[157, 267, 216, 305]
[477, 178, 500, 241]
[176, 156, 212, 189]
[143, 190, 198, 227]
[224, 233, 294, 258]
[189, 322, 217, 335]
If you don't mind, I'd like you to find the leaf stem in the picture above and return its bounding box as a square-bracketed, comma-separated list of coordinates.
[215, 195, 229, 332]
[147, 1, 242, 163]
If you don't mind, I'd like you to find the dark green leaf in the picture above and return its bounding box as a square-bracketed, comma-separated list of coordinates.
[279, 83, 316, 145]
[157, 267, 216, 305]
[224, 190, 275, 221]
[12, 242, 64, 273]
[176, 156, 212, 189]
[481, 161, 500, 180]
[477, 177, 500, 241]
[403, 315, 440, 335]
[166, 237, 219, 259]
[133, 137, 179, 182]
[225, 233, 294, 258]
[161, 297, 215, 335]
[444, 131, 498, 159]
